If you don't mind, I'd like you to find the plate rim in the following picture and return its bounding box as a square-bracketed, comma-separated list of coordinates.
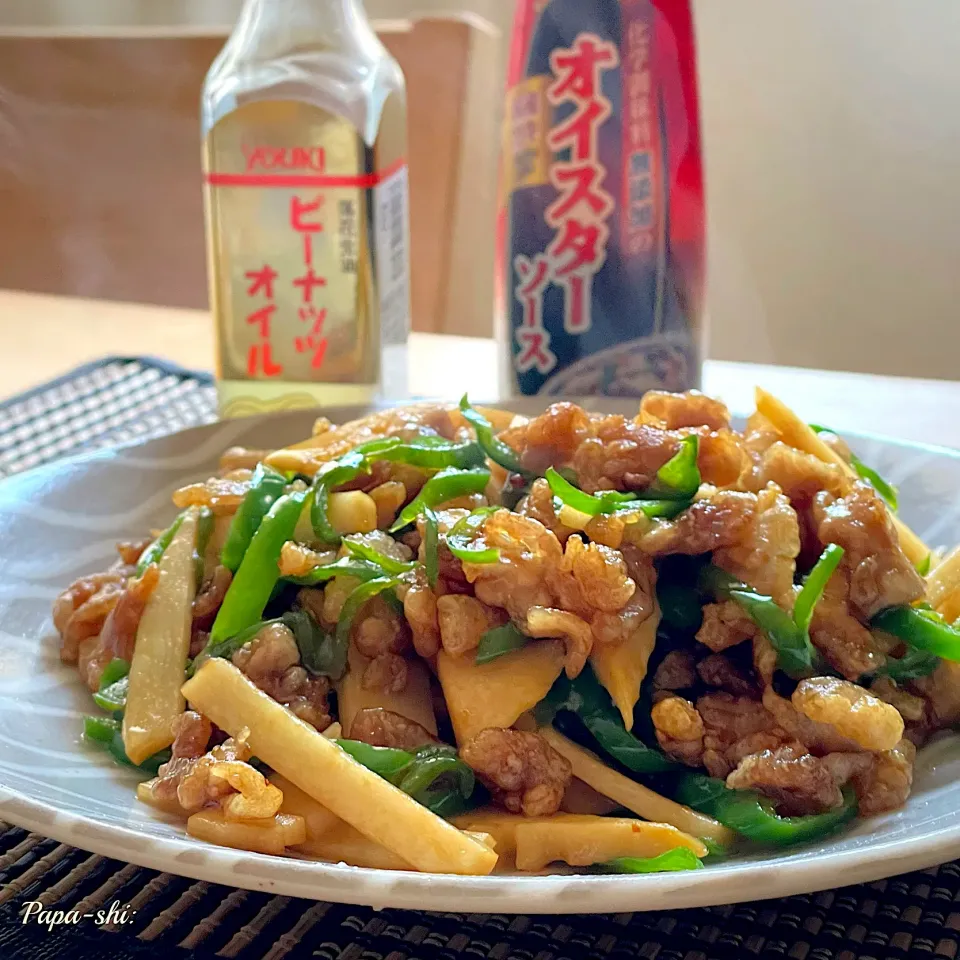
[4, 778, 960, 913]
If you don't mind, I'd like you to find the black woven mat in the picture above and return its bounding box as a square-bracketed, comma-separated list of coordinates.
[2, 357, 960, 960]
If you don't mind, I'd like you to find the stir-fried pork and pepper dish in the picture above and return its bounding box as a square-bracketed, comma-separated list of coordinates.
[51, 389, 960, 875]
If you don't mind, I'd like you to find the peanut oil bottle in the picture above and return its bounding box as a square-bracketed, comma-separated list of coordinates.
[202, 0, 410, 417]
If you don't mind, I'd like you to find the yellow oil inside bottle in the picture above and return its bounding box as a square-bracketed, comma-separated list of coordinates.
[201, 0, 410, 417]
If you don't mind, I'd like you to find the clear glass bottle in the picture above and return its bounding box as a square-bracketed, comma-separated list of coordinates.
[202, 0, 411, 417]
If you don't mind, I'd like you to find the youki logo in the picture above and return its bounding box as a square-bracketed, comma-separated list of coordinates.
[21, 899, 136, 931]
[243, 145, 326, 173]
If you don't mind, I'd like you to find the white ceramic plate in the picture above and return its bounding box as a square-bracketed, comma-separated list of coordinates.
[1, 402, 960, 914]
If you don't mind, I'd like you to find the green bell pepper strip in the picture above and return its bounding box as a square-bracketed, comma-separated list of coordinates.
[136, 512, 186, 576]
[544, 468, 690, 521]
[545, 437, 700, 513]
[192, 616, 284, 674]
[728, 589, 815, 679]
[93, 659, 130, 714]
[676, 774, 858, 846]
[84, 714, 119, 744]
[286, 608, 348, 680]
[645, 435, 701, 500]
[93, 675, 129, 714]
[701, 546, 844, 680]
[335, 739, 414, 779]
[545, 467, 628, 517]
[396, 753, 453, 796]
[197, 504, 215, 551]
[336, 576, 402, 647]
[287, 556, 384, 586]
[458, 395, 534, 479]
[193, 505, 215, 588]
[83, 716, 170, 775]
[871, 605, 960, 661]
[97, 658, 130, 691]
[446, 508, 500, 564]
[389, 467, 491, 533]
[423, 506, 440, 588]
[349, 437, 402, 457]
[194, 608, 346, 680]
[597, 849, 704, 874]
[656, 580, 704, 635]
[208, 490, 308, 646]
[397, 745, 476, 810]
[310, 452, 370, 546]
[697, 564, 738, 599]
[475, 623, 528, 664]
[916, 553, 932, 577]
[336, 740, 476, 817]
[699, 837, 729, 859]
[794, 544, 845, 634]
[809, 424, 899, 511]
[580, 716, 676, 774]
[538, 668, 677, 773]
[850, 453, 899, 512]
[869, 645, 939, 683]
[422, 789, 475, 819]
[354, 434, 485, 470]
[108, 731, 170, 775]
[343, 539, 416, 575]
[461, 505, 500, 520]
[636, 499, 694, 520]
[220, 464, 288, 571]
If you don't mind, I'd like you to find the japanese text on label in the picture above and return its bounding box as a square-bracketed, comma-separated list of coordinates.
[513, 32, 619, 375]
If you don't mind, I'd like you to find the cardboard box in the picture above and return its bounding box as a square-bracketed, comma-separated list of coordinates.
[0, 16, 501, 337]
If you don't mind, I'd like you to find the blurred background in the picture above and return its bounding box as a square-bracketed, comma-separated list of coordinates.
[0, 0, 957, 380]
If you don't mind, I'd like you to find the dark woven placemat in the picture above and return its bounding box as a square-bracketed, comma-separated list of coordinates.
[2, 357, 959, 960]
[0, 356, 216, 477]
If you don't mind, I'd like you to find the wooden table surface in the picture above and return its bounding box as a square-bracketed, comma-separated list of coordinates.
[1, 289, 957, 448]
